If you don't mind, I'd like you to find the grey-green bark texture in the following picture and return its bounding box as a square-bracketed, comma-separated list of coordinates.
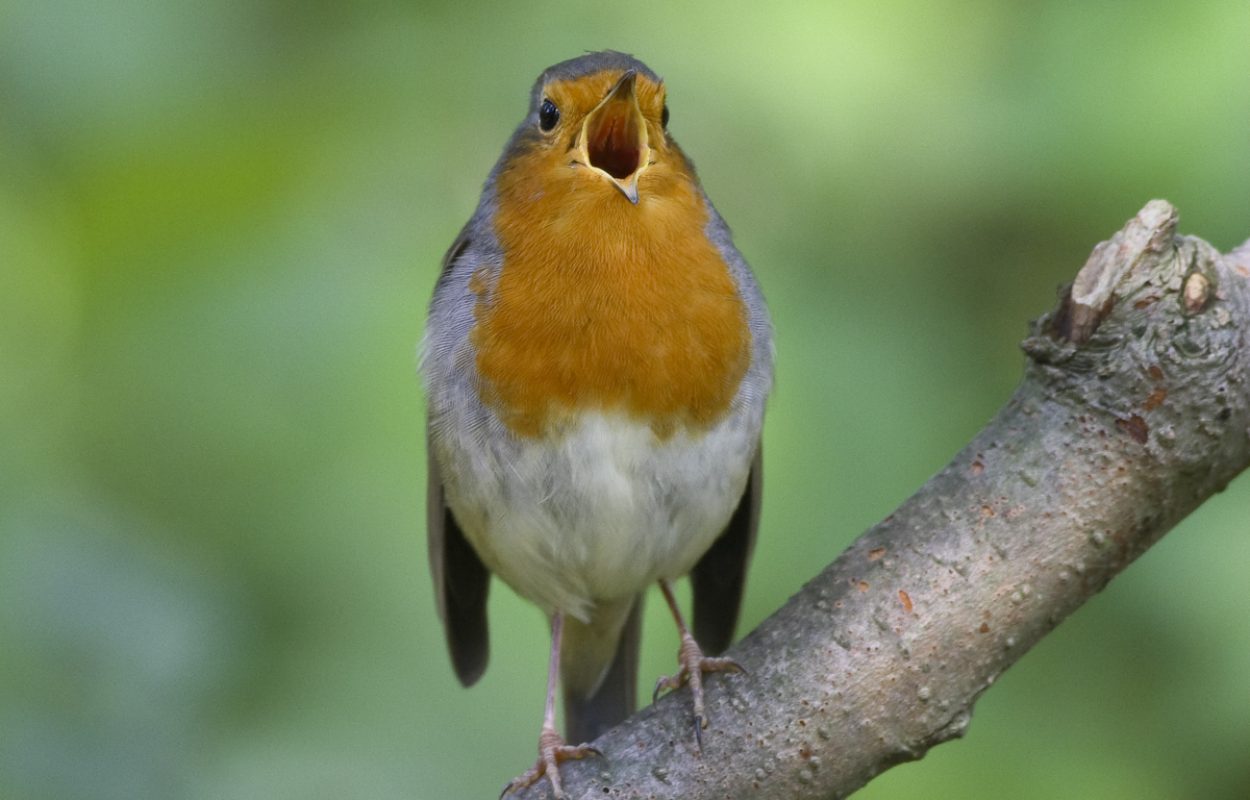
[513, 200, 1250, 800]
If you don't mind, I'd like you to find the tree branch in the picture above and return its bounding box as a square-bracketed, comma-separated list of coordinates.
[514, 200, 1250, 800]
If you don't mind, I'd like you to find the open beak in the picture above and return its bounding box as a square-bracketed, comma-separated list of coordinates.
[575, 70, 651, 204]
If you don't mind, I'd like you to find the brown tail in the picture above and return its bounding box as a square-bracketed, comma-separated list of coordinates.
[562, 598, 642, 744]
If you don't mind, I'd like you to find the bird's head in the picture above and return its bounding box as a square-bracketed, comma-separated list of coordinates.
[499, 52, 691, 207]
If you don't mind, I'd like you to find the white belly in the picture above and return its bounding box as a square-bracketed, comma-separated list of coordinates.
[437, 412, 756, 622]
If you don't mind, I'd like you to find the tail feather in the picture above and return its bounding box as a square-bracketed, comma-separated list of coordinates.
[562, 598, 642, 744]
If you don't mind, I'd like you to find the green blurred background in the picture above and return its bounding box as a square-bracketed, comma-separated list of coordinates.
[2, 1, 1248, 798]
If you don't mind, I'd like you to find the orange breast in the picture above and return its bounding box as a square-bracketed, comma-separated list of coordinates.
[471, 153, 750, 438]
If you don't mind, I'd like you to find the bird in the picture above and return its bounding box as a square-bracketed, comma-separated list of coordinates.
[422, 50, 773, 798]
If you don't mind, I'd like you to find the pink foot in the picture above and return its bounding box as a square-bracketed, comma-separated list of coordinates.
[652, 631, 745, 750]
[501, 725, 601, 799]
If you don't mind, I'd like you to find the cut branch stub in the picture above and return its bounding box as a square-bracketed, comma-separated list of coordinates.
[1049, 199, 1180, 345]
[1025, 199, 1249, 488]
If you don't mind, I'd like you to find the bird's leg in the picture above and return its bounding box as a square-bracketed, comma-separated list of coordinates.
[501, 612, 601, 800]
[652, 579, 746, 750]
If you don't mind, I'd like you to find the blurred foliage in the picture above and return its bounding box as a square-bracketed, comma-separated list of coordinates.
[2, 1, 1248, 798]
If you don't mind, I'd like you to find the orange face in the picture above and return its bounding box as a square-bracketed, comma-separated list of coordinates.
[514, 69, 671, 204]
[472, 69, 751, 439]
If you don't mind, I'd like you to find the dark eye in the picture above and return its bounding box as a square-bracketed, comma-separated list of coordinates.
[661, 104, 669, 129]
[539, 98, 559, 132]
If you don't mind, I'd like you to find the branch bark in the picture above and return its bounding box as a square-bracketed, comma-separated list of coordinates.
[513, 200, 1250, 800]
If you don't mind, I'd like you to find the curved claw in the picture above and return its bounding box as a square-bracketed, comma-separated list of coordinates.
[500, 774, 534, 800]
[652, 671, 685, 703]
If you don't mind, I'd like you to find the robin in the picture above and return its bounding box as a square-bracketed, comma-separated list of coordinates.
[423, 50, 773, 797]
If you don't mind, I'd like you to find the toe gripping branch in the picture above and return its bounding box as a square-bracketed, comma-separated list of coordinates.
[653, 631, 746, 751]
